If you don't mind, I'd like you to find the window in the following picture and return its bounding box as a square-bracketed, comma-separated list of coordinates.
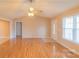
[62, 15, 79, 43]
[76, 15, 79, 42]
[53, 23, 56, 34]
[63, 16, 73, 40]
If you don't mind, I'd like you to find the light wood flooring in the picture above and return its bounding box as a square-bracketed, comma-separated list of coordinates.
[0, 38, 79, 58]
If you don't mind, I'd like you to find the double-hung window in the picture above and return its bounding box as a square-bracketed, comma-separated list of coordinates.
[63, 16, 73, 40]
[62, 15, 79, 43]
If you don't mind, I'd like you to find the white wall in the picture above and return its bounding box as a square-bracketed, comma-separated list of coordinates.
[10, 20, 16, 39]
[11, 16, 51, 41]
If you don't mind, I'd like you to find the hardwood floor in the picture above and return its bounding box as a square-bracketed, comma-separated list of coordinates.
[0, 38, 79, 58]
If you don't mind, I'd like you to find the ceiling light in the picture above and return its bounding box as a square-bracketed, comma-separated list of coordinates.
[28, 13, 34, 16]
[29, 7, 34, 11]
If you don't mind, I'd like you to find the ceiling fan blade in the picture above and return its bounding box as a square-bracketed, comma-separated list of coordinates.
[23, 0, 34, 3]
[29, 0, 33, 3]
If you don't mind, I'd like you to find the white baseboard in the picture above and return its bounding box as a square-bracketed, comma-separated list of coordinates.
[10, 36, 53, 43]
[0, 38, 9, 45]
[55, 39, 79, 55]
[10, 36, 16, 39]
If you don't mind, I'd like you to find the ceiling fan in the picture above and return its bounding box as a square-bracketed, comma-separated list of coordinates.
[26, 0, 43, 16]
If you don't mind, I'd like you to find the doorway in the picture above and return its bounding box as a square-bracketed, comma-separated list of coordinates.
[16, 22, 22, 38]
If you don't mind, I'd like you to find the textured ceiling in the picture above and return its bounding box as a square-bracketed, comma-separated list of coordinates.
[0, 0, 79, 19]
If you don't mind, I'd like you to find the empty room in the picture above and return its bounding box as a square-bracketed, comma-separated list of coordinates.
[0, 0, 79, 58]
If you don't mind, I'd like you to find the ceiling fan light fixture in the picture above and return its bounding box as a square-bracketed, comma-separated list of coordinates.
[28, 12, 34, 16]
[29, 7, 34, 11]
